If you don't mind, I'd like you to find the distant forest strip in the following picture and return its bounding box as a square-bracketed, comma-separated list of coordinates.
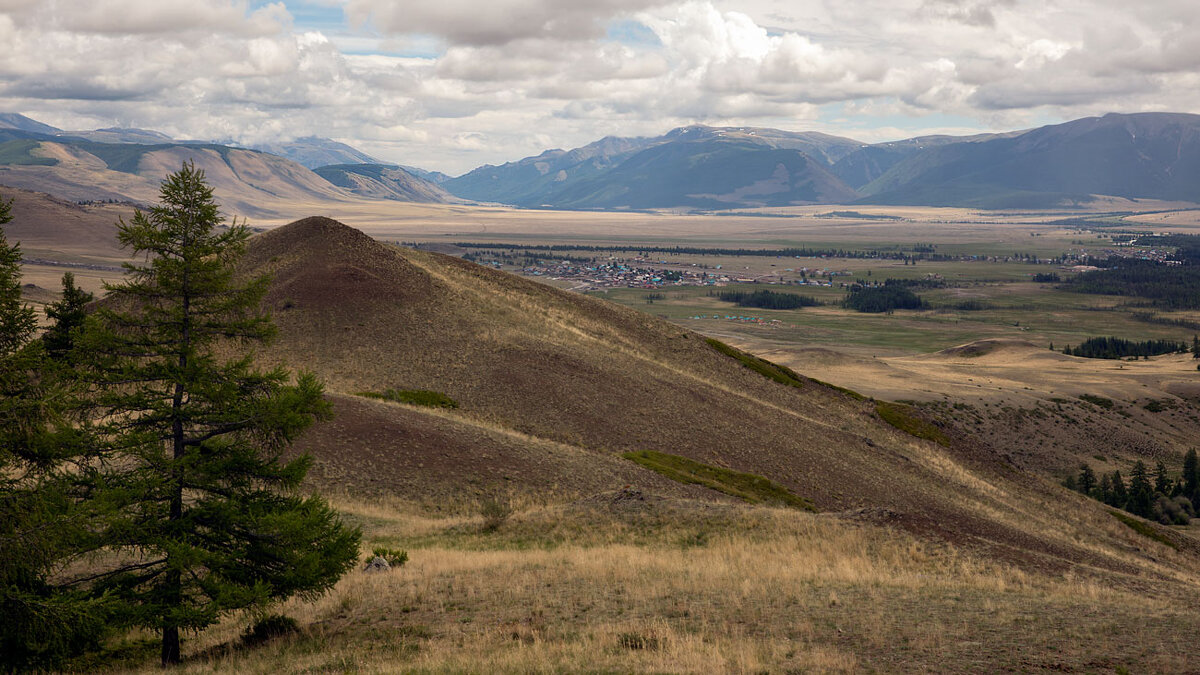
[1061, 336, 1190, 359]
[842, 285, 925, 313]
[716, 289, 819, 309]
[1064, 258, 1200, 309]
[448, 241, 952, 260]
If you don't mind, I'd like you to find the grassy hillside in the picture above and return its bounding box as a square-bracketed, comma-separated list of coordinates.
[239, 218, 1198, 574]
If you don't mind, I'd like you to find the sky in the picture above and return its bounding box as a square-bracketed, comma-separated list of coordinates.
[0, 0, 1198, 175]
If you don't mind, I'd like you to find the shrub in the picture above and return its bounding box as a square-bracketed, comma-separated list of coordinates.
[1152, 495, 1192, 525]
[480, 497, 512, 532]
[617, 632, 662, 651]
[366, 547, 409, 567]
[241, 614, 299, 646]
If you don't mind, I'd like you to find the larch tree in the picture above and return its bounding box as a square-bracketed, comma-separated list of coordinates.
[81, 162, 360, 666]
[42, 272, 94, 361]
[0, 195, 111, 669]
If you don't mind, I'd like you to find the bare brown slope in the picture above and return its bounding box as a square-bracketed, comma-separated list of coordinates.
[248, 217, 1199, 578]
[1, 185, 131, 263]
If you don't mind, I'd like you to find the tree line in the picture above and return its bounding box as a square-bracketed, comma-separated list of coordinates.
[842, 281, 926, 314]
[451, 241, 957, 261]
[1065, 451, 1200, 525]
[1, 164, 360, 669]
[1060, 336, 1191, 359]
[1064, 257, 1200, 309]
[716, 289, 819, 310]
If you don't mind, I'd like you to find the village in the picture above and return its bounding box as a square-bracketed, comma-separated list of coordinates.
[513, 257, 857, 291]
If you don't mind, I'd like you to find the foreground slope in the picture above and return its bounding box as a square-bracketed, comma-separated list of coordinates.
[241, 217, 1200, 580]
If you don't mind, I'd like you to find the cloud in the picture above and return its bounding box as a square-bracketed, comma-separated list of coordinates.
[344, 0, 671, 46]
[1, 0, 1199, 174]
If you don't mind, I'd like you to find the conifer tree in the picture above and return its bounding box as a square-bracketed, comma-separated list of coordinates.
[81, 163, 360, 666]
[42, 272, 94, 361]
[1153, 461, 1171, 496]
[1184, 449, 1199, 503]
[1077, 463, 1097, 497]
[1128, 461, 1154, 518]
[1, 197, 111, 669]
[1109, 470, 1128, 509]
[0, 196, 34, 355]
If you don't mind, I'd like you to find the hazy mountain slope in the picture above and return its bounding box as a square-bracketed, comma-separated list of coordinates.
[399, 165, 451, 184]
[443, 126, 864, 209]
[236, 216, 1195, 574]
[861, 113, 1200, 206]
[250, 136, 384, 168]
[547, 136, 859, 208]
[66, 127, 175, 144]
[444, 135, 657, 205]
[0, 137, 358, 217]
[0, 112, 61, 135]
[313, 163, 453, 203]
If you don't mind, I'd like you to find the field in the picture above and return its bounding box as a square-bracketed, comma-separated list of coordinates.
[97, 494, 1200, 674]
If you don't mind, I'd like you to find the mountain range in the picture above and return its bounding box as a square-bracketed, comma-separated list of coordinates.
[445, 113, 1200, 210]
[0, 114, 452, 215]
[3, 111, 1200, 211]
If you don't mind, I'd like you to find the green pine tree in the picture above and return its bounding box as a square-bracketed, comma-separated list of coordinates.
[1184, 449, 1199, 503]
[1077, 463, 1097, 497]
[80, 163, 360, 666]
[1192, 334, 1199, 359]
[1, 196, 111, 669]
[0, 196, 35, 355]
[1109, 470, 1128, 509]
[1153, 461, 1171, 496]
[1128, 461, 1154, 518]
[42, 272, 94, 361]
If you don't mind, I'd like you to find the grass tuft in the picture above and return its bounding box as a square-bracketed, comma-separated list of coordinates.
[358, 388, 459, 409]
[705, 338, 805, 388]
[622, 450, 816, 511]
[1108, 510, 1178, 550]
[875, 402, 950, 446]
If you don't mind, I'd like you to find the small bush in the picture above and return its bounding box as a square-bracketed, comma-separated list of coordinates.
[1153, 495, 1192, 525]
[480, 497, 512, 532]
[366, 547, 409, 567]
[242, 614, 299, 647]
[617, 632, 662, 651]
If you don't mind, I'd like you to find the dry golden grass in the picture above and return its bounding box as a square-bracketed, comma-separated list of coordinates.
[102, 496, 1200, 673]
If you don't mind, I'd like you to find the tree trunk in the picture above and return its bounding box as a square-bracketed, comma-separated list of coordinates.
[161, 619, 180, 667]
[162, 275, 190, 667]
